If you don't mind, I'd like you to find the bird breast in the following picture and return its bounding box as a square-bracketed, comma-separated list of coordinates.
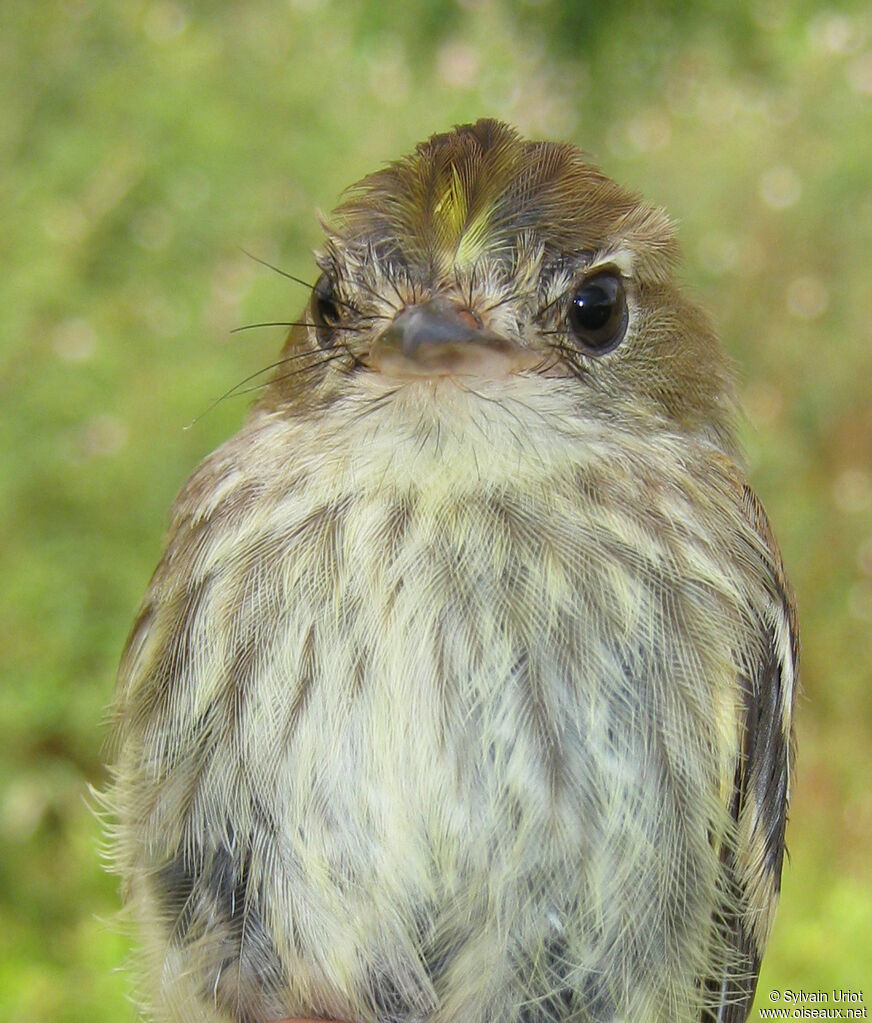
[116, 375, 763, 1022]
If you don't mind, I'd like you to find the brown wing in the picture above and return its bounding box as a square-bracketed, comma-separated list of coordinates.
[704, 486, 799, 1023]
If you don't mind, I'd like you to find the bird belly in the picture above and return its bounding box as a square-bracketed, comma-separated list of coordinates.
[125, 466, 741, 1023]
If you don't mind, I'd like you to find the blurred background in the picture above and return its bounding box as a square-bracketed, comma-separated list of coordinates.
[1, 1, 870, 1019]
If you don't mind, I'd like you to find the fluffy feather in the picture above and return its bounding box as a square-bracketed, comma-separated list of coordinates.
[106, 120, 797, 1023]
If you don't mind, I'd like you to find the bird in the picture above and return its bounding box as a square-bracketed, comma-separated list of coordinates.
[106, 119, 798, 1023]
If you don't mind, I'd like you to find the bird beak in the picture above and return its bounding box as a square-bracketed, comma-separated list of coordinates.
[369, 297, 539, 378]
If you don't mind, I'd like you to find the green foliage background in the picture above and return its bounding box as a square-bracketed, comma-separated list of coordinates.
[1, 1, 870, 1018]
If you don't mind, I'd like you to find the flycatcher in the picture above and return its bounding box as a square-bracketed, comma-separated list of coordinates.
[107, 119, 798, 1023]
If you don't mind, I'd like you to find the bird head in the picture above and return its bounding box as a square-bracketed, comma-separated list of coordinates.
[262, 119, 737, 456]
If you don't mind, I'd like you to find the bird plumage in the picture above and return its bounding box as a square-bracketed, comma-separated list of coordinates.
[106, 120, 797, 1023]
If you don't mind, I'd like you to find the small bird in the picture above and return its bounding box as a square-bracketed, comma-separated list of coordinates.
[107, 119, 797, 1023]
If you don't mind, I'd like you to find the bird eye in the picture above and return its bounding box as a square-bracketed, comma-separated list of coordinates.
[567, 272, 628, 353]
[310, 273, 342, 347]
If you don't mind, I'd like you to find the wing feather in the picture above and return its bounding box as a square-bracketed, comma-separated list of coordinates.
[703, 486, 798, 1023]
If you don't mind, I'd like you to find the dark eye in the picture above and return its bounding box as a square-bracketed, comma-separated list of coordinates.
[310, 273, 341, 347]
[567, 272, 628, 353]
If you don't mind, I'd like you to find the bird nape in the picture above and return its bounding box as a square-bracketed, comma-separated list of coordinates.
[106, 119, 797, 1023]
